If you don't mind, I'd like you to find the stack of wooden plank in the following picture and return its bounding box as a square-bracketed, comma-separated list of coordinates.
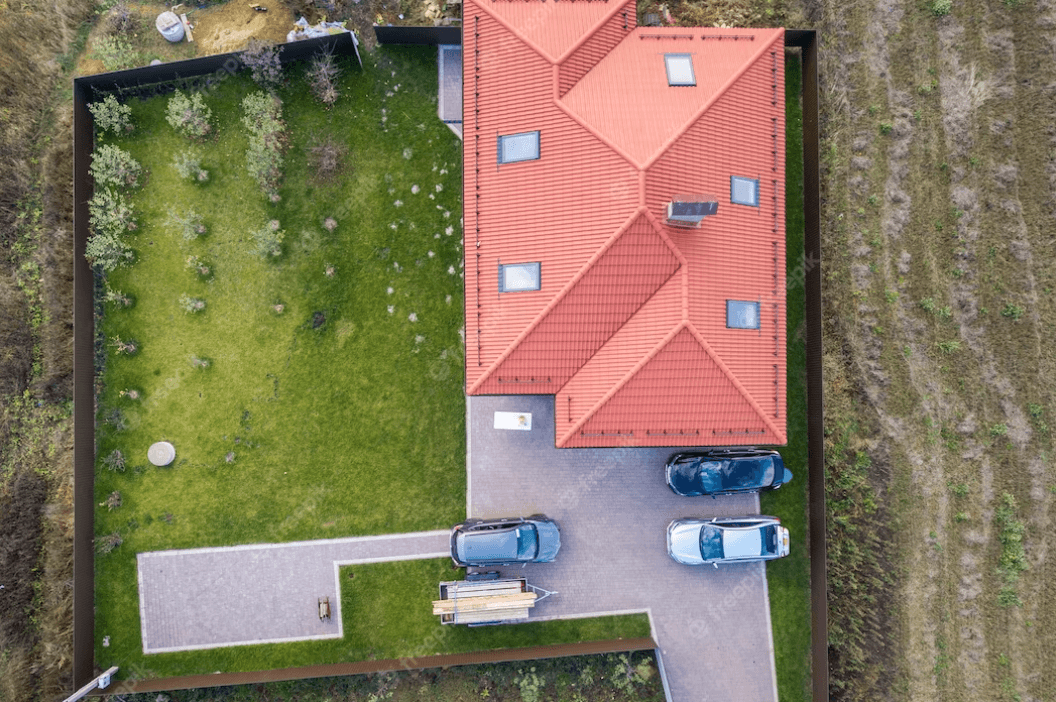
[433, 580, 536, 624]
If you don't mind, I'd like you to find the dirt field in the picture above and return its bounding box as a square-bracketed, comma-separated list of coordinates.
[811, 0, 1056, 699]
[1, 0, 1054, 701]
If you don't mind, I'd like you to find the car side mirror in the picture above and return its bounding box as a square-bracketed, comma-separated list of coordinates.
[713, 562, 719, 569]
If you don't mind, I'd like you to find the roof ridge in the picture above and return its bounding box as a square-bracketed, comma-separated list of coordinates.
[642, 29, 784, 170]
[554, 96, 642, 169]
[682, 321, 786, 442]
[467, 207, 650, 395]
[556, 320, 688, 447]
[555, 0, 634, 64]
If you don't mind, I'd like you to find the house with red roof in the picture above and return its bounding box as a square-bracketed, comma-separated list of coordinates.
[463, 2, 786, 449]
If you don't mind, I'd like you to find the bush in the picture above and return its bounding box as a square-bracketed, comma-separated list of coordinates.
[165, 208, 206, 240]
[102, 491, 122, 511]
[185, 255, 212, 278]
[307, 48, 340, 107]
[251, 220, 285, 257]
[931, 0, 952, 16]
[166, 90, 213, 139]
[90, 144, 143, 189]
[89, 187, 136, 237]
[91, 36, 142, 71]
[102, 449, 126, 472]
[178, 294, 206, 313]
[86, 229, 133, 272]
[96, 532, 123, 554]
[107, 2, 136, 35]
[89, 94, 133, 134]
[309, 134, 347, 184]
[242, 92, 286, 197]
[241, 39, 283, 90]
[109, 337, 138, 355]
[172, 150, 209, 182]
[87, 188, 136, 271]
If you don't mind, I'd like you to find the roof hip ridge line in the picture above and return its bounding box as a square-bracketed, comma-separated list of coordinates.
[642, 29, 784, 170]
[556, 320, 688, 447]
[466, 207, 659, 395]
[683, 321, 785, 441]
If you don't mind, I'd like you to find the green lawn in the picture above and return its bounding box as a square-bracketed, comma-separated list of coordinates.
[93, 45, 646, 680]
[122, 559, 650, 678]
[759, 54, 813, 702]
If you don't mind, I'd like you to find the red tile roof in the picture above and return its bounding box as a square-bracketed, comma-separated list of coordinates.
[463, 2, 787, 448]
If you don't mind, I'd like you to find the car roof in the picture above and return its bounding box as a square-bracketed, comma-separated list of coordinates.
[721, 526, 764, 559]
[462, 526, 520, 561]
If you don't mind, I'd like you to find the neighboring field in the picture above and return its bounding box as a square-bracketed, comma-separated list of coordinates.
[93, 46, 470, 674]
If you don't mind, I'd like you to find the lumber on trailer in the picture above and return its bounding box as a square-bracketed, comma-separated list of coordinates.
[431, 592, 537, 615]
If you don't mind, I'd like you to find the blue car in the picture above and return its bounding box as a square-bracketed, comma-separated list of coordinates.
[665, 449, 793, 497]
[450, 516, 561, 567]
[667, 515, 790, 567]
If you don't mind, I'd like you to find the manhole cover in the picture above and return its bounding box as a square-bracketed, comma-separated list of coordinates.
[148, 441, 176, 466]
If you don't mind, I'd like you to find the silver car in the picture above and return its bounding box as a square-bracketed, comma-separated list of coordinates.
[667, 515, 790, 567]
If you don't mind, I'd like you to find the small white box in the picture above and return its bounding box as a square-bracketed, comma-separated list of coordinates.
[494, 411, 532, 431]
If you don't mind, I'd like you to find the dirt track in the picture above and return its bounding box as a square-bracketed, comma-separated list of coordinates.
[812, 0, 1056, 699]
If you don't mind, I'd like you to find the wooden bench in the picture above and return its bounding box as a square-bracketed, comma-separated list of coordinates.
[318, 596, 331, 621]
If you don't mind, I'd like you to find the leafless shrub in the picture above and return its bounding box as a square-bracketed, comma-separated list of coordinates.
[96, 532, 123, 554]
[102, 449, 126, 472]
[100, 491, 122, 511]
[307, 48, 341, 107]
[308, 134, 347, 184]
[241, 39, 283, 90]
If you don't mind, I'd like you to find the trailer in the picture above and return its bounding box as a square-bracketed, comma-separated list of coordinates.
[433, 574, 555, 626]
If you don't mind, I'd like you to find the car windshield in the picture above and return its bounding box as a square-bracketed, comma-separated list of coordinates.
[697, 461, 724, 492]
[721, 457, 775, 489]
[700, 525, 723, 560]
[762, 525, 779, 555]
[516, 525, 539, 560]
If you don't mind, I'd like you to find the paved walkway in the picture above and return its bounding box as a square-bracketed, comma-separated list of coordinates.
[467, 395, 779, 702]
[137, 531, 448, 654]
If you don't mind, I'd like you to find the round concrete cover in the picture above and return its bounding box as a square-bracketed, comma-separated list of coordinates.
[148, 441, 176, 466]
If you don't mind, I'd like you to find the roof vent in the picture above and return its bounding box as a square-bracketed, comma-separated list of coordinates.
[666, 196, 718, 228]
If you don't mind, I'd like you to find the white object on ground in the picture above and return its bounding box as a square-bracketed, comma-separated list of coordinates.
[156, 12, 185, 43]
[148, 441, 176, 466]
[494, 412, 531, 431]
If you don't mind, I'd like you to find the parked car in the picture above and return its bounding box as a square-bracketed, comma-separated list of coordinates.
[665, 449, 793, 497]
[667, 515, 790, 567]
[450, 515, 561, 567]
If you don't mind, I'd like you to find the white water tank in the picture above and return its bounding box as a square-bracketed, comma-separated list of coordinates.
[156, 11, 185, 43]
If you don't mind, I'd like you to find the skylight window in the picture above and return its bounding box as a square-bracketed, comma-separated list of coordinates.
[500, 262, 541, 292]
[730, 176, 759, 207]
[726, 300, 760, 329]
[665, 54, 696, 86]
[497, 131, 540, 164]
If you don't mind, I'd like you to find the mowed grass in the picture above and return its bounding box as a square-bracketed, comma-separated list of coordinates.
[94, 46, 470, 673]
[759, 54, 813, 702]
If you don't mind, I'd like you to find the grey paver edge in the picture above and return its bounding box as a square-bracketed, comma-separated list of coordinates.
[137, 555, 149, 653]
[145, 631, 344, 656]
[761, 568, 779, 702]
[137, 530, 451, 559]
[465, 394, 472, 518]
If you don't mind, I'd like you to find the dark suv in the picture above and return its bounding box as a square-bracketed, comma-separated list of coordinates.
[450, 516, 561, 567]
[665, 448, 793, 497]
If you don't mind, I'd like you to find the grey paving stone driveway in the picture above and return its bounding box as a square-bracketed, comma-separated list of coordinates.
[467, 394, 779, 702]
[137, 531, 448, 654]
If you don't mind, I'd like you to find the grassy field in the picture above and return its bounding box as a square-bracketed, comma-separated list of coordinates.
[94, 45, 470, 674]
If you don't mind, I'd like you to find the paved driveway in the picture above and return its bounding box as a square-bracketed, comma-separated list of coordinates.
[468, 394, 779, 702]
[137, 531, 448, 654]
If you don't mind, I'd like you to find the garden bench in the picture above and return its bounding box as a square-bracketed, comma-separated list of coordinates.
[318, 596, 331, 621]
